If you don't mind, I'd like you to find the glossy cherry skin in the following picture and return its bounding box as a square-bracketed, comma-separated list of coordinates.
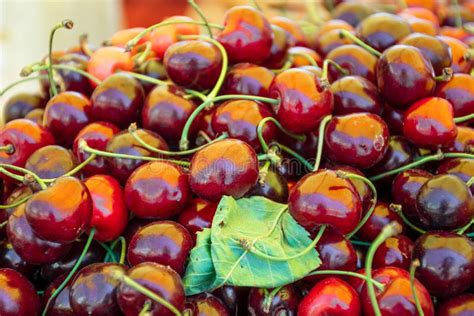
[7, 204, 71, 264]
[437, 158, 474, 194]
[262, 25, 289, 69]
[222, 63, 275, 97]
[416, 174, 473, 230]
[270, 16, 307, 47]
[288, 47, 322, 67]
[213, 286, 249, 315]
[0, 268, 40, 316]
[164, 40, 222, 90]
[137, 58, 168, 93]
[69, 263, 126, 316]
[3, 92, 46, 123]
[0, 241, 36, 278]
[25, 145, 76, 179]
[399, 33, 452, 75]
[288, 169, 362, 234]
[330, 165, 373, 212]
[24, 108, 45, 125]
[0, 119, 55, 168]
[42, 274, 74, 316]
[212, 100, 277, 149]
[326, 44, 378, 83]
[382, 105, 405, 136]
[437, 294, 474, 316]
[316, 227, 357, 270]
[185, 293, 230, 316]
[84, 175, 128, 242]
[331, 75, 383, 116]
[360, 267, 434, 316]
[87, 46, 134, 83]
[125, 161, 190, 219]
[105, 129, 169, 183]
[177, 198, 217, 241]
[413, 231, 474, 297]
[447, 126, 474, 154]
[357, 201, 404, 242]
[376, 45, 435, 109]
[269, 68, 333, 134]
[437, 36, 472, 74]
[315, 29, 354, 57]
[435, 73, 474, 118]
[331, 2, 376, 27]
[90, 73, 145, 129]
[73, 121, 120, 176]
[117, 262, 185, 316]
[55, 53, 95, 96]
[248, 166, 289, 203]
[25, 176, 92, 243]
[43, 91, 92, 147]
[298, 277, 361, 316]
[142, 85, 196, 145]
[189, 139, 259, 202]
[0, 186, 33, 237]
[127, 221, 193, 274]
[372, 235, 414, 270]
[324, 113, 390, 169]
[403, 97, 457, 149]
[405, 17, 438, 36]
[247, 284, 300, 315]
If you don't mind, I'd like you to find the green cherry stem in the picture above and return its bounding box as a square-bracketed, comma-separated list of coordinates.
[409, 259, 425, 316]
[0, 164, 47, 190]
[263, 286, 282, 313]
[0, 221, 7, 228]
[0, 195, 32, 210]
[23, 64, 101, 85]
[42, 228, 96, 316]
[339, 30, 382, 57]
[188, 0, 213, 38]
[466, 232, 474, 237]
[96, 241, 119, 263]
[350, 239, 372, 246]
[457, 219, 473, 235]
[118, 236, 127, 265]
[258, 160, 272, 184]
[133, 42, 152, 66]
[466, 177, 474, 187]
[321, 59, 349, 84]
[257, 117, 306, 153]
[47, 20, 74, 96]
[365, 222, 403, 316]
[313, 115, 332, 171]
[139, 300, 153, 316]
[272, 142, 314, 171]
[0, 167, 24, 183]
[454, 113, 474, 124]
[0, 75, 48, 97]
[389, 204, 427, 234]
[434, 67, 453, 82]
[0, 145, 14, 154]
[307, 270, 385, 291]
[271, 59, 292, 74]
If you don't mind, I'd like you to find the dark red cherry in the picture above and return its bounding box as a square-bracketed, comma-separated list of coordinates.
[437, 36, 472, 74]
[435, 73, 474, 118]
[218, 6, 272, 63]
[262, 25, 290, 69]
[105, 129, 169, 183]
[42, 274, 74, 316]
[360, 267, 434, 316]
[7, 204, 71, 264]
[142, 85, 197, 145]
[3, 92, 46, 123]
[73, 121, 120, 176]
[0, 186, 32, 237]
[270, 16, 308, 47]
[280, 131, 319, 161]
[376, 45, 435, 109]
[90, 73, 145, 129]
[382, 105, 405, 136]
[164, 40, 222, 90]
[331, 2, 376, 27]
[211, 99, 277, 149]
[25, 145, 76, 179]
[0, 268, 40, 316]
[25, 176, 92, 243]
[403, 97, 457, 149]
[122, 218, 155, 245]
[326, 44, 378, 83]
[84, 175, 128, 242]
[177, 198, 217, 241]
[24, 108, 45, 125]
[399, 33, 452, 75]
[324, 113, 390, 169]
[189, 139, 259, 202]
[117, 262, 185, 316]
[357, 201, 404, 242]
[0, 241, 36, 278]
[69, 263, 126, 316]
[127, 221, 193, 274]
[0, 119, 55, 168]
[446, 126, 474, 154]
[185, 293, 230, 316]
[213, 286, 249, 315]
[43, 91, 92, 147]
[40, 239, 104, 282]
[372, 235, 414, 270]
[125, 161, 190, 219]
[298, 277, 361, 316]
[222, 63, 275, 97]
[416, 174, 473, 230]
[331, 75, 383, 116]
[437, 158, 474, 194]
[269, 68, 333, 134]
[315, 29, 354, 57]
[54, 53, 94, 96]
[288, 169, 362, 234]
[248, 166, 289, 203]
[437, 294, 474, 316]
[329, 165, 373, 212]
[247, 284, 300, 315]
[413, 231, 474, 297]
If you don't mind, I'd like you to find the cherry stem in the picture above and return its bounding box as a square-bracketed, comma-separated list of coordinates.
[125, 20, 224, 52]
[339, 30, 382, 57]
[43, 153, 97, 183]
[365, 222, 403, 316]
[434, 68, 453, 82]
[0, 164, 47, 190]
[0, 144, 14, 154]
[350, 239, 372, 246]
[139, 300, 153, 316]
[184, 89, 208, 102]
[119, 236, 126, 265]
[409, 259, 425, 316]
[96, 241, 119, 262]
[467, 177, 474, 187]
[0, 75, 48, 97]
[452, 0, 463, 28]
[197, 131, 213, 143]
[128, 123, 228, 156]
[24, 64, 101, 85]
[188, 0, 213, 38]
[457, 219, 473, 235]
[370, 152, 474, 181]
[0, 167, 24, 183]
[133, 42, 152, 66]
[272, 142, 314, 171]
[313, 115, 332, 171]
[104, 238, 121, 262]
[307, 270, 385, 290]
[263, 286, 282, 313]
[454, 113, 474, 123]
[79, 34, 94, 57]
[322, 59, 348, 85]
[466, 232, 474, 237]
[48, 19, 74, 96]
[0, 195, 32, 210]
[258, 160, 272, 184]
[271, 60, 292, 73]
[180, 94, 280, 150]
[119, 274, 183, 316]
[390, 204, 427, 234]
[78, 139, 191, 168]
[257, 117, 306, 153]
[42, 228, 96, 316]
[0, 221, 7, 228]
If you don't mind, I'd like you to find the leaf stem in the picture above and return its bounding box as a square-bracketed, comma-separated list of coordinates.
[313, 115, 332, 171]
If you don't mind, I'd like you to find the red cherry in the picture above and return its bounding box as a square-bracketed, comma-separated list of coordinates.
[446, 126, 474, 154]
[87, 46, 134, 83]
[332, 2, 377, 27]
[356, 201, 404, 242]
[288, 46, 322, 67]
[0, 240, 36, 278]
[262, 25, 290, 69]
[109, 27, 149, 49]
[437, 294, 474, 316]
[25, 145, 76, 179]
[185, 293, 230, 315]
[435, 73, 474, 118]
[3, 92, 46, 124]
[222, 63, 275, 97]
[437, 36, 473, 74]
[382, 105, 405, 136]
[177, 198, 217, 241]
[270, 16, 308, 47]
[315, 29, 354, 57]
[326, 44, 378, 83]
[437, 158, 474, 194]
[247, 284, 301, 315]
[372, 235, 414, 270]
[42, 274, 75, 316]
[0, 268, 41, 316]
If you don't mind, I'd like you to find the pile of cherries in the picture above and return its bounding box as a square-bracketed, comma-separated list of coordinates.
[0, 0, 473, 315]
